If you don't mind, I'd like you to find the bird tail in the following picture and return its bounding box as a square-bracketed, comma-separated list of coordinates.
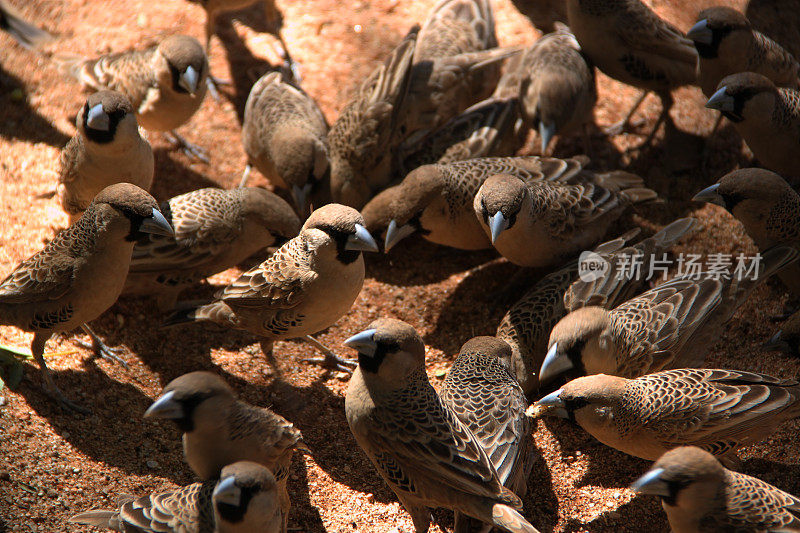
[599, 170, 659, 205]
[650, 217, 700, 250]
[69, 509, 118, 528]
[725, 245, 800, 306]
[54, 53, 90, 81]
[162, 299, 237, 329]
[423, 0, 496, 48]
[491, 503, 541, 533]
[0, 1, 53, 49]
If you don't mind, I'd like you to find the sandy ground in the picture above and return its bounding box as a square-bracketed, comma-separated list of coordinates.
[2, 0, 800, 531]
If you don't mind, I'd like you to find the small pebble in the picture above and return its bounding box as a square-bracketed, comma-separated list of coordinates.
[146, 460, 159, 469]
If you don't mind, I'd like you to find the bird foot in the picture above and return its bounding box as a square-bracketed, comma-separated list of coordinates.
[74, 335, 128, 369]
[164, 131, 209, 164]
[603, 117, 646, 136]
[301, 353, 357, 373]
[42, 381, 90, 414]
[205, 75, 231, 103]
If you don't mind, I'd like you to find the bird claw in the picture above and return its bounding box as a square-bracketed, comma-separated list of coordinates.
[74, 337, 128, 369]
[164, 131, 209, 164]
[43, 382, 90, 414]
[205, 75, 231, 103]
[301, 354, 357, 374]
[603, 117, 646, 136]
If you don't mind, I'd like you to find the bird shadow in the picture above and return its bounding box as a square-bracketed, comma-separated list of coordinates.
[0, 64, 70, 147]
[522, 437, 561, 532]
[150, 148, 227, 201]
[366, 237, 500, 287]
[560, 496, 668, 533]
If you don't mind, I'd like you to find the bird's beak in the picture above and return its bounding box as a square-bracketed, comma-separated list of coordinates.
[143, 390, 183, 419]
[539, 121, 556, 153]
[384, 219, 416, 252]
[687, 19, 713, 45]
[535, 389, 568, 418]
[706, 87, 734, 113]
[488, 212, 509, 244]
[179, 65, 200, 96]
[344, 328, 378, 357]
[692, 183, 725, 207]
[86, 103, 110, 131]
[213, 475, 241, 507]
[140, 209, 175, 237]
[762, 330, 792, 354]
[292, 183, 312, 215]
[630, 468, 670, 497]
[539, 342, 574, 384]
[345, 224, 379, 253]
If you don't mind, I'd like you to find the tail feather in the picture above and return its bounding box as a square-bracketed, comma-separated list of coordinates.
[491, 503, 541, 533]
[652, 217, 699, 248]
[69, 509, 119, 528]
[0, 1, 53, 49]
[54, 53, 89, 82]
[161, 302, 201, 328]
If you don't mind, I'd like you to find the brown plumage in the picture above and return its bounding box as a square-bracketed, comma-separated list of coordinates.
[539, 246, 799, 383]
[144, 372, 308, 530]
[519, 25, 597, 153]
[632, 447, 800, 532]
[362, 155, 590, 253]
[0, 0, 53, 49]
[706, 72, 800, 177]
[125, 187, 300, 311]
[57, 35, 208, 133]
[764, 309, 800, 357]
[746, 0, 800, 60]
[688, 7, 800, 98]
[414, 0, 497, 61]
[440, 336, 534, 533]
[344, 319, 541, 533]
[498, 217, 697, 396]
[241, 71, 329, 214]
[508, 0, 567, 34]
[162, 204, 378, 372]
[535, 369, 800, 463]
[0, 183, 173, 412]
[328, 28, 417, 209]
[473, 168, 657, 268]
[70, 461, 283, 532]
[57, 90, 154, 223]
[565, 0, 698, 138]
[693, 168, 800, 296]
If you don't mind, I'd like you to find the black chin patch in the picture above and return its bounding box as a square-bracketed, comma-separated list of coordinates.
[215, 484, 259, 523]
[82, 103, 126, 144]
[357, 342, 397, 374]
[318, 225, 360, 265]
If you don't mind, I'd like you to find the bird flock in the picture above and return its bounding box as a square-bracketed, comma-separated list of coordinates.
[2, 0, 800, 531]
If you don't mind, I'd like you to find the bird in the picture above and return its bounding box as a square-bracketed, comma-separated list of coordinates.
[124, 186, 300, 311]
[70, 460, 283, 532]
[705, 72, 800, 178]
[0, 183, 173, 412]
[240, 71, 329, 214]
[692, 168, 800, 297]
[534, 368, 800, 465]
[414, 0, 497, 62]
[343, 318, 542, 533]
[746, 0, 800, 60]
[473, 168, 657, 268]
[144, 371, 309, 530]
[508, 0, 567, 34]
[565, 0, 698, 145]
[0, 0, 53, 50]
[163, 204, 378, 372]
[631, 446, 800, 532]
[328, 28, 417, 209]
[687, 7, 800, 99]
[538, 245, 799, 384]
[518, 25, 597, 154]
[764, 309, 800, 356]
[57, 90, 155, 224]
[361, 155, 589, 253]
[57, 35, 210, 162]
[439, 336, 534, 533]
[498, 217, 697, 396]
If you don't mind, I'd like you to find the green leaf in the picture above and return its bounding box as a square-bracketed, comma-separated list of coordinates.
[0, 345, 31, 391]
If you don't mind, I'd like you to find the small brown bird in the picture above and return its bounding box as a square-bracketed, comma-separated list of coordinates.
[473, 170, 657, 267]
[693, 168, 800, 296]
[519, 25, 597, 154]
[509, 0, 567, 34]
[144, 371, 308, 530]
[0, 0, 53, 49]
[124, 186, 300, 311]
[241, 71, 329, 214]
[688, 7, 800, 99]
[498, 217, 697, 396]
[362, 155, 589, 252]
[746, 0, 800, 60]
[71, 461, 283, 532]
[440, 336, 534, 533]
[163, 204, 378, 372]
[57, 91, 155, 223]
[539, 246, 799, 383]
[328, 28, 417, 209]
[631, 446, 800, 532]
[565, 0, 698, 143]
[705, 72, 800, 178]
[415, 0, 497, 61]
[344, 319, 541, 533]
[0, 183, 173, 411]
[764, 310, 800, 356]
[57, 35, 209, 161]
[535, 369, 800, 464]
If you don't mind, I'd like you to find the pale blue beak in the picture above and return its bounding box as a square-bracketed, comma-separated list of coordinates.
[140, 209, 175, 237]
[539, 121, 556, 153]
[86, 103, 110, 131]
[179, 65, 200, 95]
[630, 468, 670, 496]
[143, 390, 183, 419]
[345, 224, 379, 253]
[344, 328, 378, 356]
[692, 183, 724, 207]
[384, 219, 416, 252]
[706, 87, 733, 112]
[535, 389, 568, 418]
[488, 212, 509, 244]
[213, 475, 241, 506]
[687, 19, 713, 45]
[539, 342, 574, 383]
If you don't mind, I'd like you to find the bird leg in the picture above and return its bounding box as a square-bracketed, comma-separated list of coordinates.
[163, 131, 209, 164]
[31, 332, 89, 414]
[300, 335, 357, 373]
[262, 2, 301, 82]
[604, 90, 650, 135]
[76, 323, 128, 368]
[205, 76, 232, 104]
[624, 92, 674, 153]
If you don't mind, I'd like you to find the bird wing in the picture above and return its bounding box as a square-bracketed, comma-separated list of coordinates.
[415, 0, 495, 60]
[723, 471, 800, 532]
[613, 1, 698, 66]
[118, 481, 215, 532]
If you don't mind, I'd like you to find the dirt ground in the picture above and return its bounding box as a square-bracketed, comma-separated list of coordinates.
[2, 0, 800, 531]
